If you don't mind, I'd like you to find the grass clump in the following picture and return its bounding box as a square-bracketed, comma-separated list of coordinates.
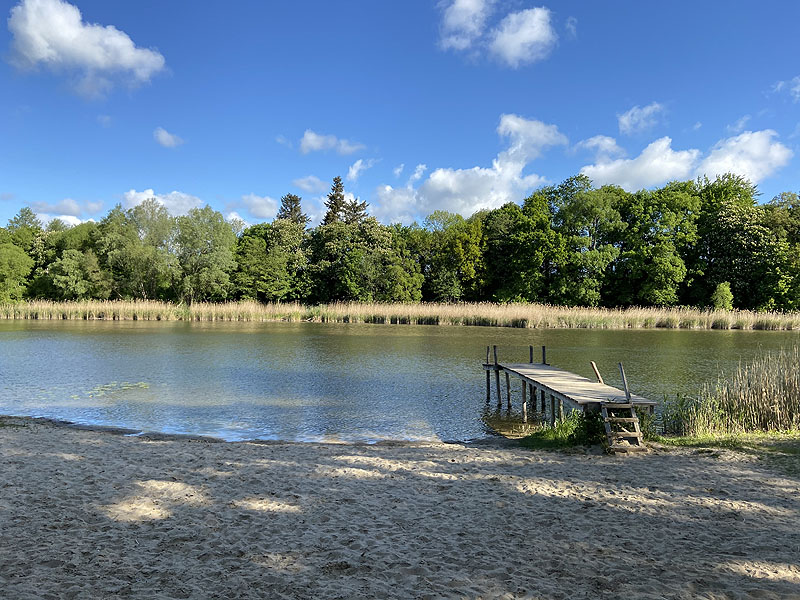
[519, 410, 605, 450]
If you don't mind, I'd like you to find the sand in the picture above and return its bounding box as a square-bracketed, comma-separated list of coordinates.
[1, 417, 799, 600]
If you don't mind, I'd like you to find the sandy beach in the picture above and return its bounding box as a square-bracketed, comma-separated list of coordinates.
[1, 417, 799, 599]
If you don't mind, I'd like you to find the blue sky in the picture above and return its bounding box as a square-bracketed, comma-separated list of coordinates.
[1, 0, 800, 227]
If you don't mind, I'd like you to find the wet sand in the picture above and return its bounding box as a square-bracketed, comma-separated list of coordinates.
[1, 416, 799, 599]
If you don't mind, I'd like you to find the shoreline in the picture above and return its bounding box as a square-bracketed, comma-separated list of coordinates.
[2, 415, 799, 598]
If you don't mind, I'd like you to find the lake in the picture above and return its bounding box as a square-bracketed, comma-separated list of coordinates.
[0, 320, 796, 442]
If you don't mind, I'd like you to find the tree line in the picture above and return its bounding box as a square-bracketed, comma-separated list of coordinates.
[2, 173, 800, 311]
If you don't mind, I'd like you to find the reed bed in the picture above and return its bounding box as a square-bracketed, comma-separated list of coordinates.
[3, 300, 800, 330]
[663, 345, 800, 435]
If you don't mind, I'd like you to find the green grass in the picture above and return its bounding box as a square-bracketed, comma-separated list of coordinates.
[654, 430, 800, 477]
[519, 410, 605, 450]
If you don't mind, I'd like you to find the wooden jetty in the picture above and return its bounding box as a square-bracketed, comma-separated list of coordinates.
[483, 345, 657, 451]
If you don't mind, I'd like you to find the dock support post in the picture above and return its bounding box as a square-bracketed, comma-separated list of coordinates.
[558, 398, 564, 422]
[505, 371, 511, 410]
[521, 381, 527, 423]
[529, 345, 534, 363]
[542, 345, 547, 365]
[549, 395, 556, 426]
[485, 346, 491, 401]
[494, 346, 501, 406]
[540, 388, 546, 416]
[618, 362, 632, 402]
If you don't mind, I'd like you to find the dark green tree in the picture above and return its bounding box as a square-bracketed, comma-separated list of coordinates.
[322, 176, 346, 225]
[0, 242, 34, 302]
[276, 193, 310, 227]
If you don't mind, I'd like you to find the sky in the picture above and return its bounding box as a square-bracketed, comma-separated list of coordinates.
[1, 0, 800, 228]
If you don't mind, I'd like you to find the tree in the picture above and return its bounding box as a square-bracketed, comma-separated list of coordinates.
[342, 196, 369, 225]
[276, 194, 310, 227]
[7, 207, 42, 252]
[0, 243, 34, 302]
[174, 206, 237, 303]
[322, 176, 345, 225]
[49, 249, 111, 300]
[710, 282, 733, 310]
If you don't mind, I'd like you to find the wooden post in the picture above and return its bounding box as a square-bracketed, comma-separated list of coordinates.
[549, 394, 556, 426]
[558, 398, 564, 422]
[494, 346, 501, 406]
[618, 362, 631, 402]
[542, 345, 547, 365]
[529, 345, 534, 363]
[590, 361, 604, 384]
[505, 371, 511, 410]
[521, 381, 528, 423]
[540, 388, 546, 414]
[485, 346, 491, 401]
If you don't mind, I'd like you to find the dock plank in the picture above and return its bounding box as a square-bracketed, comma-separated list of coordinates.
[497, 363, 655, 408]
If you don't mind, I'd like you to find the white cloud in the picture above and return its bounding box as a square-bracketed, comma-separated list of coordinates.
[240, 193, 278, 220]
[36, 213, 84, 227]
[772, 76, 800, 102]
[8, 0, 165, 98]
[299, 129, 364, 155]
[574, 135, 626, 161]
[693, 121, 703, 131]
[30, 197, 102, 217]
[292, 175, 327, 193]
[580, 137, 699, 191]
[122, 188, 202, 215]
[393, 163, 405, 178]
[347, 158, 377, 182]
[618, 102, 665, 135]
[372, 114, 566, 224]
[97, 114, 111, 127]
[488, 8, 557, 68]
[726, 115, 751, 134]
[696, 130, 792, 183]
[580, 130, 792, 191]
[275, 134, 292, 148]
[153, 126, 183, 148]
[565, 16, 577, 38]
[409, 164, 427, 184]
[439, 0, 495, 51]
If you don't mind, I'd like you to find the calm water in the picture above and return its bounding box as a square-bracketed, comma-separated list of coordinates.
[0, 320, 796, 442]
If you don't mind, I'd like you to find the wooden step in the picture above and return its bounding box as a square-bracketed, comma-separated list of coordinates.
[609, 444, 648, 452]
[610, 431, 643, 439]
[604, 403, 635, 409]
[604, 417, 639, 423]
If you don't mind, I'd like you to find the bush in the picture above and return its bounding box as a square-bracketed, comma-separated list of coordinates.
[710, 281, 734, 310]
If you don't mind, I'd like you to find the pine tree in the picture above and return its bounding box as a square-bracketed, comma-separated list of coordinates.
[276, 193, 310, 226]
[342, 196, 369, 225]
[322, 176, 345, 225]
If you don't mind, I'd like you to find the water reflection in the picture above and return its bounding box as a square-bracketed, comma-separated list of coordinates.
[0, 320, 796, 442]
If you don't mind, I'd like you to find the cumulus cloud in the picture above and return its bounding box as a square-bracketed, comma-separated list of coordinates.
[574, 135, 626, 161]
[409, 164, 427, 184]
[153, 127, 183, 148]
[488, 7, 557, 68]
[299, 129, 364, 155]
[696, 130, 792, 183]
[347, 158, 377, 182]
[439, 0, 495, 51]
[618, 102, 664, 135]
[7, 0, 165, 98]
[31, 198, 103, 217]
[580, 137, 698, 191]
[372, 114, 566, 224]
[240, 193, 278, 220]
[393, 164, 405, 178]
[122, 188, 202, 215]
[292, 175, 327, 193]
[580, 130, 792, 191]
[35, 213, 84, 227]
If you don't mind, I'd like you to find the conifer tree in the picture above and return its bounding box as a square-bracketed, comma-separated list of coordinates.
[276, 193, 310, 226]
[342, 196, 369, 225]
[322, 176, 345, 225]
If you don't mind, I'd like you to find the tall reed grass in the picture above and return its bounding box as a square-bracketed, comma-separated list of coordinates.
[662, 345, 800, 435]
[3, 300, 800, 329]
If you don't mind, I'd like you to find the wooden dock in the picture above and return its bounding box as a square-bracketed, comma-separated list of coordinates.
[482, 345, 656, 450]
